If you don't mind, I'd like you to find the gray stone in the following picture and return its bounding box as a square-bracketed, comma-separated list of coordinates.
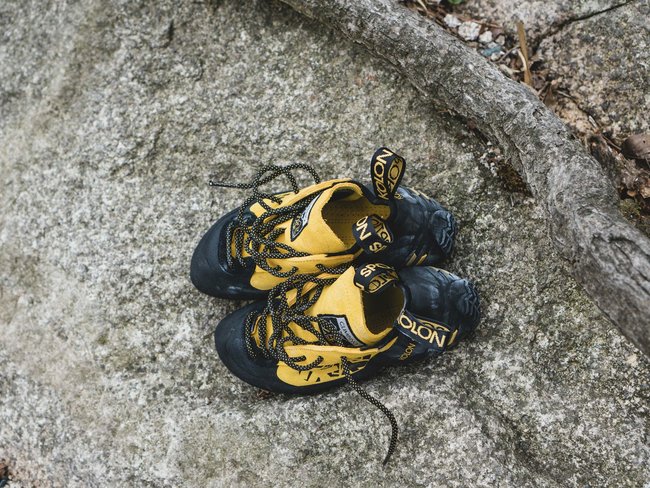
[0, 1, 648, 487]
[444, 14, 462, 29]
[458, 21, 481, 41]
[539, 1, 650, 139]
[446, 0, 649, 142]
[453, 0, 623, 44]
[478, 30, 493, 44]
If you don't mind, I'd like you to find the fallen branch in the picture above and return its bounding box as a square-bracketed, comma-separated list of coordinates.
[280, 0, 650, 355]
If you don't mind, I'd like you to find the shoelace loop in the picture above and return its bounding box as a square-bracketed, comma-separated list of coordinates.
[210, 164, 323, 278]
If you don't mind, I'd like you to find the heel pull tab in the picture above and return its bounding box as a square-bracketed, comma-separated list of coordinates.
[353, 215, 393, 255]
[353, 263, 399, 294]
[370, 147, 406, 201]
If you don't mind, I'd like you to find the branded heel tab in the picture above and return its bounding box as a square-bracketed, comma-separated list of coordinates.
[353, 262, 399, 295]
[352, 214, 394, 255]
[370, 147, 406, 201]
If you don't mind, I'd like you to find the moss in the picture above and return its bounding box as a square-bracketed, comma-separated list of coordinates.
[96, 332, 109, 346]
[620, 198, 650, 237]
[495, 158, 530, 195]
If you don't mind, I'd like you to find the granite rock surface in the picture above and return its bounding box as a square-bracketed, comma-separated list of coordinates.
[538, 0, 650, 139]
[1, 1, 648, 486]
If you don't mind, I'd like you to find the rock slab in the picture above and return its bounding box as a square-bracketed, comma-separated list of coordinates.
[1, 1, 648, 486]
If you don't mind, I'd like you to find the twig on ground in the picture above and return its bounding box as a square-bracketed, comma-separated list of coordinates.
[516, 21, 532, 86]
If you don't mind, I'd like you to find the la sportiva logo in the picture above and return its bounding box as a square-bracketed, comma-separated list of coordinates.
[296, 354, 372, 383]
[319, 314, 364, 347]
[356, 263, 398, 293]
[290, 216, 303, 240]
[290, 196, 319, 241]
[354, 215, 392, 253]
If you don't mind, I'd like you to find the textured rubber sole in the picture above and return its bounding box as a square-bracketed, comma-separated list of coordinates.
[190, 207, 267, 300]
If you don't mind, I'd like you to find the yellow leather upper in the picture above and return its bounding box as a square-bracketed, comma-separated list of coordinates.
[252, 267, 403, 387]
[235, 178, 390, 290]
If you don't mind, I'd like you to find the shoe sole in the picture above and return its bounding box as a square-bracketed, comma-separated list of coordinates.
[190, 207, 268, 300]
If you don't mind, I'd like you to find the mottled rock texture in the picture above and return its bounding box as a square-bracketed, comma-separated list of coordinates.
[454, 0, 626, 44]
[453, 0, 648, 141]
[539, 0, 650, 138]
[1, 1, 648, 487]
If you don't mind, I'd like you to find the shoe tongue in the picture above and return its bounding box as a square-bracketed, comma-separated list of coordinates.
[352, 214, 394, 255]
[308, 265, 400, 347]
[281, 184, 358, 254]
